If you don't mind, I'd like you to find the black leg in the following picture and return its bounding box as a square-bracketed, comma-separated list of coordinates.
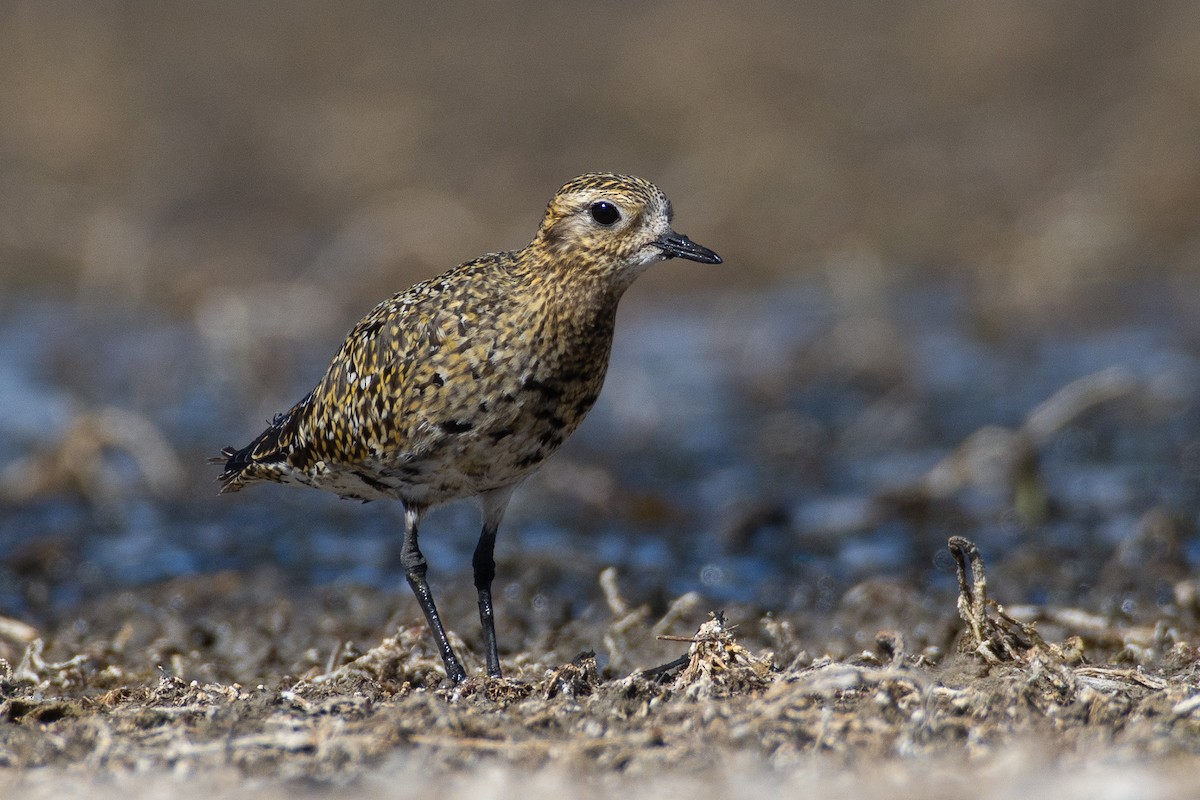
[474, 487, 513, 678]
[472, 521, 501, 677]
[400, 505, 466, 683]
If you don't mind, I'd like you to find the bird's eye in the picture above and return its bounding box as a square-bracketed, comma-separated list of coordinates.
[589, 201, 621, 226]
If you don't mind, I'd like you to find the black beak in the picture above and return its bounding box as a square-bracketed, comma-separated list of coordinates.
[656, 231, 723, 264]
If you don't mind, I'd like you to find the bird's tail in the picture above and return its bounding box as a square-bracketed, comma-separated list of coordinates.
[212, 392, 311, 493]
[209, 441, 261, 493]
[210, 435, 280, 494]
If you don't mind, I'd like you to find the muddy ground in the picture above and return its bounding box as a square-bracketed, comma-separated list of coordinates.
[3, 535, 1200, 798]
[5, 278, 1200, 799]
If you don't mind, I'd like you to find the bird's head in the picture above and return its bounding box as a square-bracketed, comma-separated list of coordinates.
[530, 173, 721, 286]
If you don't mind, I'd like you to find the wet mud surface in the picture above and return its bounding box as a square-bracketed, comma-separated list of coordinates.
[3, 548, 1200, 798]
[3, 282, 1200, 796]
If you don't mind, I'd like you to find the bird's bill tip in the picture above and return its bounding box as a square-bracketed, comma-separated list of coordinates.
[657, 232, 722, 264]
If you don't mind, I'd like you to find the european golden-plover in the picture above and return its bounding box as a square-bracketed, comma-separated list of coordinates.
[216, 173, 721, 683]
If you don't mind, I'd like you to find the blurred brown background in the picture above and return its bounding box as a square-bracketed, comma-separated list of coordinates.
[3, 1, 1198, 323]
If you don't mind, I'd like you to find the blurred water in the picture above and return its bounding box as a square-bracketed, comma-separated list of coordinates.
[1, 281, 1198, 618]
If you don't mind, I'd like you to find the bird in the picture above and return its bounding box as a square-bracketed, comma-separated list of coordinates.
[215, 172, 722, 683]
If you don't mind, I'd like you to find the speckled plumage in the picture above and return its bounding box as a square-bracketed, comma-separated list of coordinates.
[217, 172, 721, 682]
